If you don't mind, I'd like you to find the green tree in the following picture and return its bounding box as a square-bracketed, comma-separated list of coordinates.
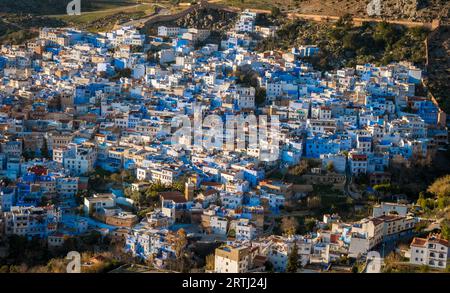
[205, 254, 215, 271]
[417, 192, 427, 210]
[270, 6, 283, 18]
[174, 229, 188, 272]
[23, 150, 35, 161]
[109, 173, 122, 184]
[112, 68, 132, 80]
[271, 7, 282, 18]
[441, 221, 450, 241]
[374, 22, 400, 48]
[172, 179, 185, 192]
[336, 13, 353, 30]
[286, 243, 299, 273]
[125, 187, 145, 208]
[255, 87, 266, 106]
[326, 162, 335, 172]
[304, 217, 317, 232]
[428, 175, 450, 198]
[137, 207, 152, 219]
[281, 217, 299, 236]
[342, 32, 359, 50]
[40, 139, 50, 159]
[437, 196, 448, 210]
[288, 159, 310, 176]
[120, 170, 135, 184]
[373, 183, 394, 198]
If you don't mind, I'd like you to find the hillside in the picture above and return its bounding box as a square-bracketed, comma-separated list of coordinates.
[144, 6, 239, 37]
[50, 3, 156, 33]
[427, 25, 450, 114]
[0, 0, 140, 15]
[256, 16, 429, 70]
[218, 0, 449, 23]
[0, 0, 153, 41]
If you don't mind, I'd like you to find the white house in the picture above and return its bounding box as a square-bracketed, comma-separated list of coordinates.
[410, 235, 448, 269]
[372, 202, 408, 217]
[210, 216, 228, 235]
[235, 218, 257, 241]
[215, 244, 250, 273]
[158, 26, 181, 37]
[83, 193, 115, 216]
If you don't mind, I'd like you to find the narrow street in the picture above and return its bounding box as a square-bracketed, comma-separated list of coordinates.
[344, 156, 362, 200]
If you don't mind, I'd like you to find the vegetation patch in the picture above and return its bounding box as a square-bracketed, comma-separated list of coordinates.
[256, 15, 429, 70]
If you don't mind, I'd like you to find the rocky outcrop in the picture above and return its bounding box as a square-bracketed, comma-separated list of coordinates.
[149, 7, 238, 32]
[426, 25, 450, 113]
[379, 0, 449, 22]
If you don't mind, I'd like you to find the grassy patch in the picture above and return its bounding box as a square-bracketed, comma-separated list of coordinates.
[51, 3, 155, 32]
[0, 0, 143, 15]
[256, 17, 429, 70]
[0, 1, 158, 40]
[216, 0, 275, 10]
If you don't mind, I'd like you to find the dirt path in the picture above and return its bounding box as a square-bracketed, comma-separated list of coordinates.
[122, 4, 170, 28]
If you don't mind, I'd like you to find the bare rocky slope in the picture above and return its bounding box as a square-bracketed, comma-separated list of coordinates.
[427, 25, 450, 114]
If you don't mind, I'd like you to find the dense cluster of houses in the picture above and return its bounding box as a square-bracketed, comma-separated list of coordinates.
[0, 9, 448, 271]
[211, 202, 449, 273]
[211, 202, 427, 272]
